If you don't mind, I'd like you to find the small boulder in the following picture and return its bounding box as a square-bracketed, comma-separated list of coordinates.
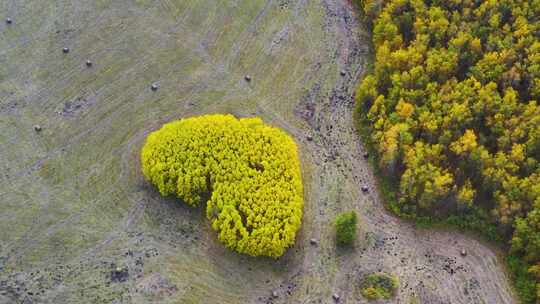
[460, 249, 467, 257]
[6, 18, 12, 24]
[272, 290, 278, 299]
[244, 75, 251, 82]
[340, 70, 346, 76]
[332, 293, 340, 301]
[310, 238, 318, 245]
[85, 60, 92, 67]
[306, 135, 313, 141]
[151, 83, 159, 91]
[62, 47, 70, 54]
[34, 125, 42, 132]
[363, 152, 369, 159]
[361, 186, 369, 193]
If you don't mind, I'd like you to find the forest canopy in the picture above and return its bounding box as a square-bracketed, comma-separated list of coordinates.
[356, 0, 540, 301]
[141, 114, 304, 258]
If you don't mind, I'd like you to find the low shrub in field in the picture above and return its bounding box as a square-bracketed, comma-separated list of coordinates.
[335, 211, 358, 246]
[360, 273, 399, 300]
[141, 114, 304, 258]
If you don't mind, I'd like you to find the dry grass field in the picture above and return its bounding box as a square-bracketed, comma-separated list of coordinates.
[0, 1, 516, 303]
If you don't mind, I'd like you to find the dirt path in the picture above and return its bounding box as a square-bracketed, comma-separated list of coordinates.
[0, 0, 515, 303]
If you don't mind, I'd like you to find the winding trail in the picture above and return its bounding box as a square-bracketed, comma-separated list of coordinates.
[0, 0, 515, 303]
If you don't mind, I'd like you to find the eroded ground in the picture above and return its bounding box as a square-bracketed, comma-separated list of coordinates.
[0, 0, 515, 303]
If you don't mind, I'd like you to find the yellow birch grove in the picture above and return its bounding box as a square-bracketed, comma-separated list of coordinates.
[141, 114, 303, 258]
[356, 0, 540, 301]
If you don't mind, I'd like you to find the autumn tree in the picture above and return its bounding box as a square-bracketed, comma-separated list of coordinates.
[141, 114, 304, 258]
[356, 0, 540, 301]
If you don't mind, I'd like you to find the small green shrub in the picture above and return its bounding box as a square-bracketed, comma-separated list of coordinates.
[360, 273, 399, 300]
[141, 114, 304, 258]
[335, 211, 358, 246]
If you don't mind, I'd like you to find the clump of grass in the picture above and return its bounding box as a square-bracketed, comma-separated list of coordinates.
[360, 273, 399, 300]
[335, 211, 358, 246]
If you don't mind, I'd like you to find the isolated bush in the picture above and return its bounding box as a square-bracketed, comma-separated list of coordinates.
[141, 114, 304, 258]
[360, 273, 399, 300]
[335, 211, 358, 245]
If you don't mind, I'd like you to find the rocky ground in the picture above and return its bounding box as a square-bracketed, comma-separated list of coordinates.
[0, 0, 515, 303]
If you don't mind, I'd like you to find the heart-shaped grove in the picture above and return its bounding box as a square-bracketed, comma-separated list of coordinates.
[141, 114, 304, 258]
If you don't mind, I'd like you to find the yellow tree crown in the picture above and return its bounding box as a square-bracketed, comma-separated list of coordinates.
[141, 114, 303, 258]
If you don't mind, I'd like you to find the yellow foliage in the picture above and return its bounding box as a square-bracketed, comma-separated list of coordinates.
[141, 114, 303, 258]
[450, 129, 478, 155]
[380, 123, 409, 167]
[395, 99, 414, 119]
[511, 143, 526, 163]
[358, 0, 540, 300]
[457, 180, 475, 207]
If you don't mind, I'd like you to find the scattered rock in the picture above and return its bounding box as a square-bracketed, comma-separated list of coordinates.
[34, 125, 42, 132]
[6, 18, 12, 24]
[244, 75, 251, 82]
[363, 152, 369, 159]
[361, 185, 369, 193]
[151, 83, 159, 91]
[340, 70, 346, 76]
[310, 238, 318, 245]
[306, 135, 313, 141]
[62, 47, 70, 54]
[332, 293, 340, 301]
[272, 290, 278, 299]
[85, 60, 92, 67]
[460, 249, 467, 257]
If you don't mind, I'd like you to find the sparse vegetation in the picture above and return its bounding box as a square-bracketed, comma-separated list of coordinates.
[335, 211, 358, 246]
[356, 0, 540, 301]
[141, 114, 304, 258]
[360, 273, 399, 300]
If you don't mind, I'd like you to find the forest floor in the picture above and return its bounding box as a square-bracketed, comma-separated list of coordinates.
[0, 0, 516, 303]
